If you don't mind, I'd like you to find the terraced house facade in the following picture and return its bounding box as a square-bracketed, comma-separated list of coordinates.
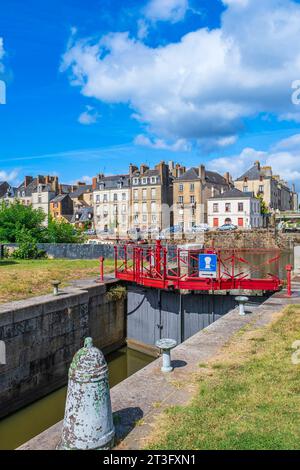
[173, 165, 233, 231]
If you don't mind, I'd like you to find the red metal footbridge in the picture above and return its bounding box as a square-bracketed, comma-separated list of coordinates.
[113, 240, 286, 293]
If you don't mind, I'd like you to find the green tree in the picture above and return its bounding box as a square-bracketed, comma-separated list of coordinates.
[0, 201, 46, 243]
[256, 194, 269, 215]
[44, 216, 84, 243]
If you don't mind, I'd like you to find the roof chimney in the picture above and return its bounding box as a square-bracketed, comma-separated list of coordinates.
[140, 163, 149, 175]
[129, 164, 138, 176]
[92, 177, 98, 191]
[199, 164, 205, 183]
[254, 161, 261, 170]
[24, 176, 33, 188]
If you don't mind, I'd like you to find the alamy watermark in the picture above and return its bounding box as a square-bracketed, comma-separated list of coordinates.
[0, 78, 6, 104]
[291, 340, 300, 365]
[291, 80, 300, 105]
[0, 341, 6, 365]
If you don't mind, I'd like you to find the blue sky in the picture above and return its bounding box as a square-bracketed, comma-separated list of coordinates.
[1, 0, 300, 188]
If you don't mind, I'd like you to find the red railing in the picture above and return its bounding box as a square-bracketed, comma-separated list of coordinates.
[114, 241, 284, 292]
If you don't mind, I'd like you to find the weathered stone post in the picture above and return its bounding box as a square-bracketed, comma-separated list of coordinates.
[57, 337, 115, 450]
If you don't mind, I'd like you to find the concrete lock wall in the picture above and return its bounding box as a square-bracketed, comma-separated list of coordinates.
[4, 243, 116, 260]
[0, 281, 126, 419]
[127, 285, 267, 350]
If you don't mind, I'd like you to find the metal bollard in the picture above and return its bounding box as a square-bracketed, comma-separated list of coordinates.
[57, 337, 115, 450]
[156, 338, 177, 373]
[286, 264, 293, 298]
[51, 280, 61, 296]
[235, 296, 249, 316]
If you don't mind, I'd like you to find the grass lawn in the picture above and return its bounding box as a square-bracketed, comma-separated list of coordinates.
[147, 305, 300, 450]
[0, 258, 115, 304]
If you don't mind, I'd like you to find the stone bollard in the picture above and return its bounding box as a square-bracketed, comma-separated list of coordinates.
[57, 337, 115, 450]
[156, 338, 177, 373]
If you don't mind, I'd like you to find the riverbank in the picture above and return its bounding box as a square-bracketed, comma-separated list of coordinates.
[146, 304, 300, 450]
[18, 279, 299, 450]
[0, 259, 114, 304]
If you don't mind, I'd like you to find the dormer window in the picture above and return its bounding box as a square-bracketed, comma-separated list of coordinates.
[142, 178, 147, 185]
[118, 181, 123, 189]
[151, 177, 157, 184]
[100, 183, 105, 190]
[133, 178, 139, 185]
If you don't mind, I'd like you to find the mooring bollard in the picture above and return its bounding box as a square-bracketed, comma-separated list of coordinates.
[99, 256, 104, 282]
[286, 264, 293, 298]
[235, 296, 249, 316]
[156, 338, 177, 373]
[57, 337, 115, 450]
[51, 280, 61, 296]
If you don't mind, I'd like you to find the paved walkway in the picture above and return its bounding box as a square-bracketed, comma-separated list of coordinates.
[19, 283, 300, 450]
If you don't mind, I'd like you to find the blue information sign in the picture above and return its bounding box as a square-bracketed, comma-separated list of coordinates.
[198, 254, 218, 278]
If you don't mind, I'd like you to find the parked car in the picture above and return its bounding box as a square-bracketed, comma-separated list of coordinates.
[161, 225, 183, 238]
[217, 224, 237, 231]
[189, 224, 210, 233]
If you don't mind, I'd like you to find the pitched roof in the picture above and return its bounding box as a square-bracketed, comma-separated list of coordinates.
[177, 167, 227, 185]
[96, 174, 130, 190]
[209, 188, 255, 199]
[236, 163, 270, 182]
[69, 185, 92, 198]
[51, 194, 70, 203]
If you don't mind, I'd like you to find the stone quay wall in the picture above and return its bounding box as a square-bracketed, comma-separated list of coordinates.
[0, 280, 126, 419]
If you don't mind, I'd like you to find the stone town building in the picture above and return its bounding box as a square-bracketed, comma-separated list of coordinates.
[0, 175, 81, 225]
[234, 161, 297, 213]
[173, 165, 232, 231]
[129, 161, 175, 234]
[207, 188, 262, 229]
[93, 174, 131, 236]
[49, 193, 74, 222]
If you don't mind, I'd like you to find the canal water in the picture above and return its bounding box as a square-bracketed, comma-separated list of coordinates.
[0, 347, 154, 450]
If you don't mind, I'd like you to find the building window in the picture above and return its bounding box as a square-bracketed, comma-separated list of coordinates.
[151, 188, 156, 199]
[259, 185, 264, 193]
[190, 196, 195, 204]
[142, 202, 147, 213]
[133, 178, 139, 185]
[152, 214, 157, 223]
[38, 196, 42, 204]
[134, 203, 139, 214]
[142, 214, 147, 222]
[190, 183, 194, 192]
[96, 195, 100, 203]
[103, 194, 108, 202]
[178, 196, 184, 204]
[142, 178, 147, 185]
[238, 202, 244, 212]
[225, 203, 231, 212]
[151, 177, 157, 184]
[122, 193, 126, 201]
[142, 189, 147, 200]
[179, 184, 183, 192]
[113, 193, 118, 202]
[134, 189, 138, 200]
[151, 202, 156, 213]
[213, 203, 218, 213]
[122, 205, 126, 214]
[243, 186, 248, 192]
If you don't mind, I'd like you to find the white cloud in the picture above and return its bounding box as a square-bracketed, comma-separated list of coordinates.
[144, 0, 189, 23]
[0, 169, 19, 183]
[0, 38, 5, 73]
[79, 175, 93, 184]
[209, 134, 300, 190]
[78, 105, 100, 125]
[134, 134, 191, 151]
[62, 0, 300, 146]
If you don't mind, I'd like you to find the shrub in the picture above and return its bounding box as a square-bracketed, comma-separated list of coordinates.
[12, 230, 46, 260]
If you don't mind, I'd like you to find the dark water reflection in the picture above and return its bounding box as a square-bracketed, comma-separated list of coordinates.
[0, 347, 153, 450]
